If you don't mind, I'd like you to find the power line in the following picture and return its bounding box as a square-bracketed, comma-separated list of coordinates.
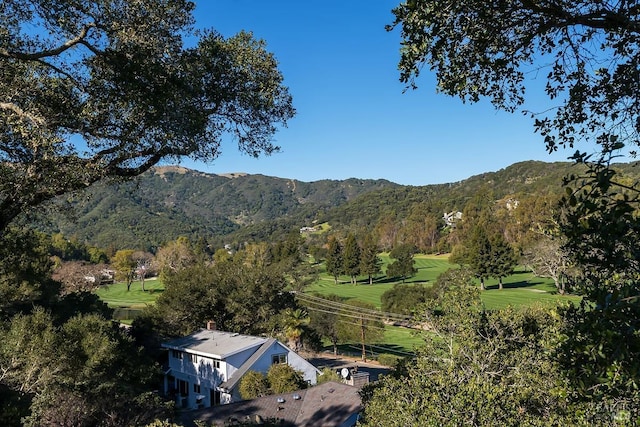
[304, 305, 388, 325]
[300, 299, 398, 323]
[292, 291, 412, 322]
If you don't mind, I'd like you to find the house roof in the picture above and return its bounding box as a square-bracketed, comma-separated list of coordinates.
[161, 329, 267, 359]
[179, 381, 362, 427]
[219, 337, 277, 392]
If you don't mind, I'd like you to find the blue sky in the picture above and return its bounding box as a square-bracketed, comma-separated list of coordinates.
[180, 1, 589, 186]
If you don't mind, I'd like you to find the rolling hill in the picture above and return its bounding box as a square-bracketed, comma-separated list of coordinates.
[36, 160, 640, 250]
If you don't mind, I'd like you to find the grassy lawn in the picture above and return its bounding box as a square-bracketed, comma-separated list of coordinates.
[381, 325, 425, 353]
[308, 258, 581, 357]
[94, 255, 579, 352]
[95, 278, 164, 308]
[96, 278, 164, 322]
[324, 325, 424, 358]
[480, 268, 581, 309]
[306, 253, 452, 308]
[306, 254, 580, 311]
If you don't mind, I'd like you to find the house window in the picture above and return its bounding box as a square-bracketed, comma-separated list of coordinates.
[193, 383, 201, 394]
[211, 358, 221, 369]
[172, 350, 183, 360]
[178, 379, 189, 396]
[272, 353, 287, 365]
[189, 353, 197, 363]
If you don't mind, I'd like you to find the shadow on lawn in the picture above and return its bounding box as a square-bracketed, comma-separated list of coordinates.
[485, 281, 528, 290]
[485, 278, 549, 291]
[361, 276, 429, 285]
[323, 343, 415, 360]
[370, 343, 418, 356]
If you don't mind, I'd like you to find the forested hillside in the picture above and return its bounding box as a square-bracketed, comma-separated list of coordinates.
[321, 160, 584, 228]
[37, 160, 640, 250]
[38, 166, 398, 250]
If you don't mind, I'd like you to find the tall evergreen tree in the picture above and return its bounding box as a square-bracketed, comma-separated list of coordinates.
[342, 234, 361, 284]
[466, 227, 492, 291]
[488, 234, 517, 290]
[325, 236, 343, 285]
[360, 234, 382, 285]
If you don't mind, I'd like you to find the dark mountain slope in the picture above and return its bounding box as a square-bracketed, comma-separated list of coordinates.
[42, 166, 399, 250]
[40, 161, 640, 250]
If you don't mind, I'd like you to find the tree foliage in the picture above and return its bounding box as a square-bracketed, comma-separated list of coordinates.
[360, 287, 576, 426]
[359, 233, 382, 285]
[556, 153, 640, 410]
[308, 294, 343, 356]
[452, 224, 516, 290]
[111, 249, 137, 291]
[336, 299, 385, 362]
[325, 236, 343, 284]
[155, 237, 200, 281]
[239, 371, 269, 400]
[280, 308, 310, 352]
[141, 252, 296, 338]
[381, 283, 434, 315]
[316, 367, 341, 384]
[386, 243, 416, 283]
[389, 0, 640, 155]
[385, 1, 640, 420]
[522, 236, 572, 294]
[0, 228, 60, 320]
[488, 233, 517, 290]
[266, 364, 306, 394]
[0, 308, 162, 426]
[466, 229, 492, 291]
[0, 0, 294, 232]
[342, 233, 361, 284]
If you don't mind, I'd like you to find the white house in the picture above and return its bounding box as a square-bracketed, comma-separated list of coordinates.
[162, 326, 320, 409]
[443, 211, 463, 228]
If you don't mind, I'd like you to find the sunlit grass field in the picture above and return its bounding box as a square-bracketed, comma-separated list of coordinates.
[95, 254, 579, 353]
[306, 254, 580, 311]
[95, 278, 163, 308]
[304, 253, 581, 356]
[305, 253, 451, 307]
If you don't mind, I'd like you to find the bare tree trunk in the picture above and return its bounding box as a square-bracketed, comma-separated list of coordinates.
[557, 276, 567, 295]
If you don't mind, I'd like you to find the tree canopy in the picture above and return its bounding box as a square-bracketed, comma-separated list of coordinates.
[360, 288, 577, 426]
[386, 0, 640, 420]
[389, 0, 640, 156]
[0, 0, 294, 231]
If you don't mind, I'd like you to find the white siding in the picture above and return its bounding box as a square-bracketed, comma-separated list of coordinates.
[164, 336, 319, 407]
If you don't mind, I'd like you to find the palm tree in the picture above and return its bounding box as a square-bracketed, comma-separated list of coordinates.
[282, 308, 310, 351]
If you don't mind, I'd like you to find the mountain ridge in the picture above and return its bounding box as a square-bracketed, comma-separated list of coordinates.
[38, 160, 640, 251]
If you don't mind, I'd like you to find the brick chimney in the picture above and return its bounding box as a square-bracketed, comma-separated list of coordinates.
[206, 320, 216, 330]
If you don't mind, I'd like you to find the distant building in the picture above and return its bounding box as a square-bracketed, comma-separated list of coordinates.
[505, 198, 520, 211]
[162, 325, 320, 410]
[443, 211, 463, 228]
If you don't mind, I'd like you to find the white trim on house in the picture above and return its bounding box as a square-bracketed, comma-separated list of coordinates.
[162, 329, 320, 409]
